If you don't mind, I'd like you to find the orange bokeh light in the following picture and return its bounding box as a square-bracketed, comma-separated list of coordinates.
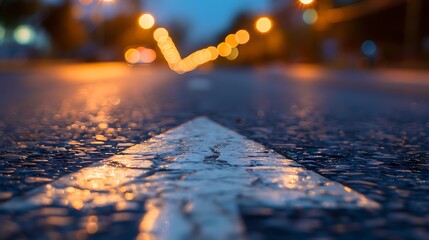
[139, 13, 155, 30]
[255, 17, 272, 33]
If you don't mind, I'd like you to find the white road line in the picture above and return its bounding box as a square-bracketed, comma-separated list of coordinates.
[0, 117, 379, 239]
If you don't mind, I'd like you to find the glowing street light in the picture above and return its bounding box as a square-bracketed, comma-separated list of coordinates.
[255, 17, 272, 33]
[13, 25, 35, 45]
[124, 48, 140, 64]
[139, 13, 155, 30]
[235, 30, 250, 44]
[299, 0, 314, 5]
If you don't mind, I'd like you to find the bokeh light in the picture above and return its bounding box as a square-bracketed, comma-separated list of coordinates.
[225, 34, 239, 48]
[13, 25, 35, 45]
[235, 30, 250, 44]
[207, 46, 219, 61]
[153, 28, 169, 42]
[255, 17, 272, 33]
[139, 13, 155, 30]
[299, 0, 314, 5]
[361, 40, 377, 56]
[152, 25, 252, 73]
[140, 48, 157, 63]
[226, 48, 239, 61]
[124, 48, 140, 64]
[303, 9, 318, 25]
[217, 42, 232, 57]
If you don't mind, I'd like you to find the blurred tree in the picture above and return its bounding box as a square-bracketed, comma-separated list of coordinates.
[42, 0, 88, 55]
[94, 14, 153, 50]
[0, 0, 41, 27]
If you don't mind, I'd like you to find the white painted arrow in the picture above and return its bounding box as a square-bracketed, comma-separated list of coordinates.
[0, 117, 378, 239]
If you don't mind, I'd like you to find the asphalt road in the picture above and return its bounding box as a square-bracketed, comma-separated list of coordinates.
[0, 63, 428, 239]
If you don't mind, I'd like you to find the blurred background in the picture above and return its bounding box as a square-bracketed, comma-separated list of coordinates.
[0, 0, 428, 69]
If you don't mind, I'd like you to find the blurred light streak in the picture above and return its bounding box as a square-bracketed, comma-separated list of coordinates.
[255, 17, 272, 33]
[148, 15, 255, 73]
[139, 13, 155, 30]
[53, 63, 130, 83]
[153, 26, 251, 74]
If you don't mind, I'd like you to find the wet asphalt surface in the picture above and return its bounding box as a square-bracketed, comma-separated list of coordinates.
[0, 63, 428, 239]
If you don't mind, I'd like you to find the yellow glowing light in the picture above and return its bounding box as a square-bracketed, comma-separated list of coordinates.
[255, 17, 272, 33]
[140, 48, 157, 63]
[153, 28, 168, 42]
[207, 46, 219, 60]
[139, 13, 155, 29]
[217, 42, 232, 57]
[153, 26, 252, 73]
[225, 34, 239, 48]
[303, 9, 318, 24]
[226, 48, 239, 61]
[124, 48, 140, 64]
[235, 30, 250, 44]
[299, 0, 314, 4]
[13, 25, 35, 45]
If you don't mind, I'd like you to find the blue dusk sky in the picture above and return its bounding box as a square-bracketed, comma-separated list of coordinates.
[143, 0, 273, 46]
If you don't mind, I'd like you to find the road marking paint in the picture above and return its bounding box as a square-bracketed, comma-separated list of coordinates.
[0, 117, 378, 239]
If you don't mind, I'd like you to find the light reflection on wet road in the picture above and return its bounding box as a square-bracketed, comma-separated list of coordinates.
[0, 63, 428, 239]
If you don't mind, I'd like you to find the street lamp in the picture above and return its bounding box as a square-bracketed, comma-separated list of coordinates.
[299, 0, 314, 5]
[139, 13, 155, 30]
[255, 17, 273, 34]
